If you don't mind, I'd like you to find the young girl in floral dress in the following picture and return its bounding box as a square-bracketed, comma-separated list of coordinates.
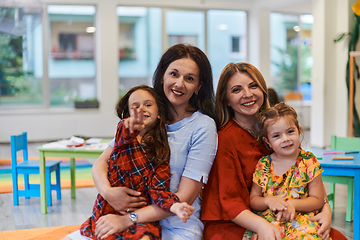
[69, 85, 194, 240]
[243, 102, 329, 240]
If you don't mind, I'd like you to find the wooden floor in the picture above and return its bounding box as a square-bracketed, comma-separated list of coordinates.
[0, 142, 354, 239]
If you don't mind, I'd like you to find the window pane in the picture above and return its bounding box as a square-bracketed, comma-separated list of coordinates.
[232, 36, 241, 52]
[117, 7, 162, 98]
[270, 13, 313, 100]
[299, 14, 313, 101]
[166, 10, 205, 50]
[169, 35, 197, 46]
[0, 6, 43, 107]
[48, 5, 96, 106]
[207, 10, 247, 87]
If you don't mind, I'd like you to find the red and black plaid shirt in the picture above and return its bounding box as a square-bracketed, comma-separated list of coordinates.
[80, 120, 179, 240]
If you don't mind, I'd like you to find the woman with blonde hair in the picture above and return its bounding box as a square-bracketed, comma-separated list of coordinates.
[201, 62, 346, 240]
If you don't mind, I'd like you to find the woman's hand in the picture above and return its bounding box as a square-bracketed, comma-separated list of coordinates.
[307, 203, 331, 240]
[256, 222, 282, 240]
[104, 186, 147, 213]
[232, 210, 282, 240]
[95, 214, 132, 239]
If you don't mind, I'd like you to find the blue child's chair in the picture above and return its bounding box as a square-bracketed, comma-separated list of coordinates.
[11, 132, 62, 206]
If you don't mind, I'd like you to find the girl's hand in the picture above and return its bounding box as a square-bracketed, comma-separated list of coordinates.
[95, 214, 132, 239]
[104, 187, 147, 213]
[265, 193, 287, 212]
[124, 106, 145, 134]
[276, 200, 296, 221]
[307, 204, 331, 240]
[170, 202, 195, 223]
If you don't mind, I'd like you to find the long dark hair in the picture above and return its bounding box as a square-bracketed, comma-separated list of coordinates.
[153, 44, 218, 129]
[116, 85, 170, 167]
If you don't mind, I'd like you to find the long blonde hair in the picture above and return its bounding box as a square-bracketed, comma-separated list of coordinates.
[215, 62, 270, 129]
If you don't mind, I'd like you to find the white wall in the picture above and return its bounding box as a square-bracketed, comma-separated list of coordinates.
[311, 0, 356, 147]
[247, 6, 271, 84]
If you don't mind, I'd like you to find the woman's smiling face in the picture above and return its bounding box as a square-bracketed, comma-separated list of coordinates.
[162, 58, 201, 112]
[226, 71, 264, 121]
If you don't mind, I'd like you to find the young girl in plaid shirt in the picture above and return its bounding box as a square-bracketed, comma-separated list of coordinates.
[77, 85, 194, 240]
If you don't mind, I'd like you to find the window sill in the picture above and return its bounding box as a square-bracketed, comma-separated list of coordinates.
[0, 107, 100, 115]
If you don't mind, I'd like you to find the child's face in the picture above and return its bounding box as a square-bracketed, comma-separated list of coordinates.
[263, 117, 301, 158]
[128, 89, 159, 130]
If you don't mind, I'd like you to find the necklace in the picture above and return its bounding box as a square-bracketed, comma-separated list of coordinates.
[233, 117, 257, 138]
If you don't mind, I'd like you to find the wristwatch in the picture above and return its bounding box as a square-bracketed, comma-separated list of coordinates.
[129, 212, 138, 224]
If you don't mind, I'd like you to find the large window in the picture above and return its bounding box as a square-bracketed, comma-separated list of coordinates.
[48, 5, 96, 106]
[270, 13, 313, 100]
[166, 10, 205, 49]
[116, 8, 208, 98]
[0, 5, 43, 107]
[116, 7, 247, 96]
[117, 7, 162, 98]
[1, 5, 248, 108]
[207, 10, 247, 86]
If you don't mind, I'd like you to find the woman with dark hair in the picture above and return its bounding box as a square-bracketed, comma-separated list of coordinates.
[153, 44, 217, 125]
[80, 44, 218, 240]
[64, 85, 194, 240]
[201, 62, 347, 240]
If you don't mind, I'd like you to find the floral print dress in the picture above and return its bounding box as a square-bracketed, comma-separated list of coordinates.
[243, 150, 329, 240]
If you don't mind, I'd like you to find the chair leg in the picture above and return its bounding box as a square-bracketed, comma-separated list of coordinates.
[55, 166, 61, 200]
[346, 179, 354, 222]
[46, 169, 52, 206]
[328, 183, 335, 210]
[12, 170, 19, 206]
[24, 173, 30, 199]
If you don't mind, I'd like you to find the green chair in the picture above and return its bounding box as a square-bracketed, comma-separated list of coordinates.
[323, 135, 360, 222]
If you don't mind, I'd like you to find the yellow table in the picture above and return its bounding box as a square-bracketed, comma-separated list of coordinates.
[37, 140, 110, 214]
